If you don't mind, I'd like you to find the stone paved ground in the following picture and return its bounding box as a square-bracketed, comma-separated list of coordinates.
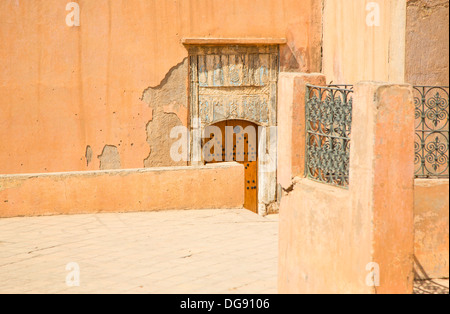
[0, 209, 447, 294]
[0, 209, 278, 294]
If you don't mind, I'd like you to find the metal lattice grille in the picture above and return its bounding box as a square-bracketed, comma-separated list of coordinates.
[414, 86, 449, 178]
[305, 85, 354, 188]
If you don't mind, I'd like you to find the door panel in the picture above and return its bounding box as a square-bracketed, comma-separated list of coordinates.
[204, 120, 258, 213]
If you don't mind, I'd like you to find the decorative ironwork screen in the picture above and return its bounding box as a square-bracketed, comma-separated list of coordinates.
[305, 85, 354, 188]
[414, 86, 449, 178]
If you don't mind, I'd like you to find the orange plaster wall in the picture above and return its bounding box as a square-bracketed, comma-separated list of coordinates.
[0, 162, 244, 218]
[0, 0, 322, 175]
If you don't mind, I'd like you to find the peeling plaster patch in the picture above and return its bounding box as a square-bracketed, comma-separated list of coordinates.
[85, 145, 93, 167]
[279, 25, 311, 72]
[141, 58, 188, 111]
[144, 112, 186, 168]
[98, 145, 121, 170]
[141, 58, 189, 167]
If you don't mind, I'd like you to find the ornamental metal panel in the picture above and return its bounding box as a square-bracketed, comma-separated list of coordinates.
[305, 85, 354, 188]
[414, 86, 449, 178]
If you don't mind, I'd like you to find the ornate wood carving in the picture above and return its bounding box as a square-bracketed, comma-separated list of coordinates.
[189, 45, 278, 127]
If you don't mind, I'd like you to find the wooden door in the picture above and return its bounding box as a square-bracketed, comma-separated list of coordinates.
[203, 120, 258, 213]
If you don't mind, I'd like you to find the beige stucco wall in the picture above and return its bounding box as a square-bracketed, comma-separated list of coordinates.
[414, 179, 450, 279]
[0, 0, 322, 175]
[405, 0, 449, 85]
[323, 0, 406, 84]
[406, 0, 449, 279]
[0, 162, 244, 218]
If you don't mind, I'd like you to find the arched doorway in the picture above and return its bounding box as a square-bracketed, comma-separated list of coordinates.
[187, 44, 279, 215]
[203, 120, 258, 213]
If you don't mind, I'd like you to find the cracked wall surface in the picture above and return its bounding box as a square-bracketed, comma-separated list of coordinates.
[406, 0, 449, 85]
[142, 59, 188, 167]
[279, 0, 322, 73]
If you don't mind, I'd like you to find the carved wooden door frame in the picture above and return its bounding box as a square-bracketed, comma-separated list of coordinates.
[187, 45, 279, 215]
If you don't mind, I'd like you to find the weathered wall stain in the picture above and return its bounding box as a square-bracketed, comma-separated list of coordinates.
[280, 44, 301, 72]
[280, 19, 321, 73]
[98, 145, 121, 170]
[141, 58, 189, 167]
[406, 0, 449, 85]
[85, 145, 93, 167]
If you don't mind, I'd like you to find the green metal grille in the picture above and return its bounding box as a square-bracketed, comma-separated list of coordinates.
[305, 85, 354, 188]
[414, 86, 449, 178]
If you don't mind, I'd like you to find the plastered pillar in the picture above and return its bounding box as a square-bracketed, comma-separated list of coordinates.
[279, 81, 415, 294]
[350, 81, 415, 294]
[277, 73, 326, 190]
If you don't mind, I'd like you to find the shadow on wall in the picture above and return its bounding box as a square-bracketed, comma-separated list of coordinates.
[414, 279, 450, 295]
[414, 255, 449, 294]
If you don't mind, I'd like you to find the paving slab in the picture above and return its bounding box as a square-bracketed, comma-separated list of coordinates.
[1, 209, 447, 294]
